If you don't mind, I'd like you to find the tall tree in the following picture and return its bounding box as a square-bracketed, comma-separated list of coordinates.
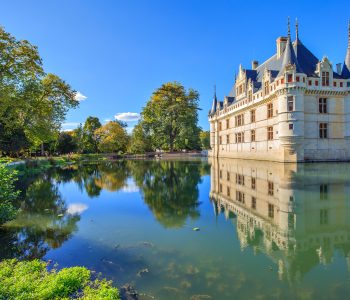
[0, 26, 78, 156]
[129, 123, 152, 154]
[82, 117, 101, 153]
[141, 82, 200, 151]
[94, 121, 129, 153]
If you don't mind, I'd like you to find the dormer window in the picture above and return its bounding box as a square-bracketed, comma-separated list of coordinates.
[322, 72, 330, 86]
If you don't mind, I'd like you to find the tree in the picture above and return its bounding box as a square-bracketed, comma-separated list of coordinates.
[94, 121, 129, 153]
[82, 117, 101, 153]
[199, 130, 210, 150]
[56, 132, 77, 154]
[129, 123, 152, 154]
[0, 26, 78, 156]
[141, 82, 201, 151]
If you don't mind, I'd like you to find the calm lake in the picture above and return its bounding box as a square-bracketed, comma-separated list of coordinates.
[1, 158, 350, 300]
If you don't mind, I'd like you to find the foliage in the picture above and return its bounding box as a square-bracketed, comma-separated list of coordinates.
[56, 132, 77, 154]
[0, 164, 19, 225]
[94, 121, 129, 153]
[81, 117, 102, 153]
[129, 123, 152, 154]
[199, 130, 210, 150]
[0, 26, 78, 156]
[141, 82, 201, 151]
[0, 259, 120, 300]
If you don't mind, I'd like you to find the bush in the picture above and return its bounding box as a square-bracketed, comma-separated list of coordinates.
[0, 164, 19, 225]
[0, 259, 120, 300]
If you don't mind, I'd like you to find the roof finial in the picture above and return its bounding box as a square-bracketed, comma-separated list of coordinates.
[287, 16, 291, 39]
[296, 17, 299, 40]
[214, 84, 217, 99]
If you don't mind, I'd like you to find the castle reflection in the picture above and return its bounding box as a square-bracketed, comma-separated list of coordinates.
[209, 158, 350, 282]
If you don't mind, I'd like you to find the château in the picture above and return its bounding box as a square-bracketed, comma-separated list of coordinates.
[209, 20, 350, 162]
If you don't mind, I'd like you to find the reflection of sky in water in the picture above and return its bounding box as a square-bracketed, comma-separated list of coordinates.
[2, 160, 350, 299]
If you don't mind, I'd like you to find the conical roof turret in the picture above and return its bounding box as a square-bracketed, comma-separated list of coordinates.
[342, 20, 350, 78]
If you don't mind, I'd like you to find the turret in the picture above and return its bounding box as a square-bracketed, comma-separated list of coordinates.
[342, 20, 350, 78]
[210, 85, 218, 114]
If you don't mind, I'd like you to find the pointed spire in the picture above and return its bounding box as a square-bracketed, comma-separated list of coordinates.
[277, 17, 303, 77]
[295, 18, 299, 41]
[210, 84, 218, 114]
[342, 19, 350, 78]
[287, 16, 291, 40]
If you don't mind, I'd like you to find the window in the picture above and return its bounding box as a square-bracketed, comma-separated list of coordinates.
[333, 82, 337, 87]
[227, 186, 230, 197]
[308, 80, 312, 86]
[268, 203, 274, 218]
[226, 134, 230, 144]
[235, 114, 244, 126]
[268, 181, 274, 196]
[319, 123, 328, 139]
[322, 71, 330, 86]
[251, 197, 256, 209]
[287, 96, 294, 112]
[227, 171, 230, 181]
[315, 80, 319, 86]
[281, 78, 285, 84]
[267, 126, 273, 140]
[251, 130, 256, 142]
[287, 74, 293, 83]
[219, 170, 222, 179]
[236, 191, 245, 204]
[264, 81, 269, 95]
[340, 82, 343, 87]
[219, 184, 222, 193]
[250, 110, 256, 123]
[289, 124, 294, 130]
[320, 184, 328, 200]
[267, 103, 273, 118]
[226, 119, 230, 129]
[219, 136, 222, 144]
[251, 177, 256, 190]
[296, 76, 300, 82]
[236, 174, 245, 185]
[219, 122, 222, 131]
[319, 98, 327, 113]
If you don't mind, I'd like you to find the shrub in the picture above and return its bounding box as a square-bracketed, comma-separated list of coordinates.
[0, 259, 120, 300]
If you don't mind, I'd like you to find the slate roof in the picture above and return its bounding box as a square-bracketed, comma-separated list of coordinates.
[277, 36, 304, 77]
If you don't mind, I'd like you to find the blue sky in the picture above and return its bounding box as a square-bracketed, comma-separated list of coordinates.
[1, 0, 349, 131]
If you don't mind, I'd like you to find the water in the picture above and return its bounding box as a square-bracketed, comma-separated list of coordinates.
[1, 158, 350, 299]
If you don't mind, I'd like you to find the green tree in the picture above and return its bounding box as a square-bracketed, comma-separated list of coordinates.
[129, 123, 152, 154]
[82, 117, 101, 153]
[0, 26, 78, 156]
[0, 165, 19, 225]
[56, 132, 77, 154]
[141, 82, 201, 151]
[94, 121, 129, 153]
[199, 130, 210, 150]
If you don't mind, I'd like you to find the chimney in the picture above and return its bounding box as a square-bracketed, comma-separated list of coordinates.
[276, 36, 288, 59]
[336, 63, 342, 75]
[252, 60, 259, 70]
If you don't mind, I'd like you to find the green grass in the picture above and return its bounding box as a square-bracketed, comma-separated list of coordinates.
[0, 259, 120, 300]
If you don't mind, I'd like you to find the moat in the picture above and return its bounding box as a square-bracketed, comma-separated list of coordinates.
[1, 159, 350, 300]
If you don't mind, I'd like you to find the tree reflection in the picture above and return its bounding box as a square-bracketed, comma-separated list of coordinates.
[129, 160, 203, 228]
[0, 174, 80, 260]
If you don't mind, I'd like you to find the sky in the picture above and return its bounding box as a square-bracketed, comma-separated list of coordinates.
[1, 0, 350, 132]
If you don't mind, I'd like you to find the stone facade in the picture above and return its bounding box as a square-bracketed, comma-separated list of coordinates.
[209, 21, 350, 162]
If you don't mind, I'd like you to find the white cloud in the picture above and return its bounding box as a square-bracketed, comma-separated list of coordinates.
[62, 122, 80, 127]
[75, 91, 87, 102]
[67, 203, 88, 215]
[115, 112, 140, 122]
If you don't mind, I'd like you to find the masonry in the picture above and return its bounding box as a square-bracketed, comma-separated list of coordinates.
[209, 20, 350, 162]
